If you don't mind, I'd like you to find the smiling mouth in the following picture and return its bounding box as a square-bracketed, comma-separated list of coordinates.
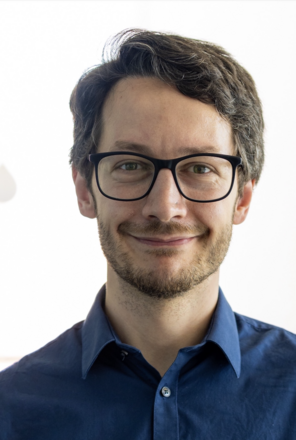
[130, 235, 196, 247]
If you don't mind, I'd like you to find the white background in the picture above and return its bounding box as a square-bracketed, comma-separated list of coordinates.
[0, 1, 296, 367]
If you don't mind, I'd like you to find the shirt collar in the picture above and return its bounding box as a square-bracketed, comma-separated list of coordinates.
[82, 285, 241, 379]
[206, 287, 241, 378]
[82, 285, 114, 379]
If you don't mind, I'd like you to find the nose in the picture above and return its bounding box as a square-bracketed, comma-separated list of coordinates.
[141, 169, 188, 222]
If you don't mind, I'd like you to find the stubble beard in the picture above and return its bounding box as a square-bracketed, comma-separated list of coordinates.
[97, 217, 233, 300]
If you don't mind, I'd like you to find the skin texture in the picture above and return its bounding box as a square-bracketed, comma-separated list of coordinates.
[72, 77, 254, 376]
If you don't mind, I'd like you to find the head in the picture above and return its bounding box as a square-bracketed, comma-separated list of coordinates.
[70, 29, 264, 195]
[70, 29, 264, 299]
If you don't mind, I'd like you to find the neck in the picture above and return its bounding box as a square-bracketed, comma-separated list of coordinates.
[104, 265, 219, 377]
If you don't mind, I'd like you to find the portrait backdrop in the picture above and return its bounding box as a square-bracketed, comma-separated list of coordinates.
[0, 0, 295, 369]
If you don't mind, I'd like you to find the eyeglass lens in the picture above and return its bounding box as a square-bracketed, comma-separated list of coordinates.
[97, 154, 233, 201]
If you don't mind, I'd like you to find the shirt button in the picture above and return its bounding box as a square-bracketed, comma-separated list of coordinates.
[161, 386, 171, 397]
[120, 350, 129, 361]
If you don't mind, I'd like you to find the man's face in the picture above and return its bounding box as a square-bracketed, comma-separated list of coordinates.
[87, 77, 248, 298]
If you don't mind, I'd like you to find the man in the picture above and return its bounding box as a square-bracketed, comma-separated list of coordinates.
[1, 29, 296, 439]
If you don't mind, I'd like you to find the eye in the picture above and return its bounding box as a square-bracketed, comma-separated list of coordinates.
[191, 164, 211, 174]
[120, 162, 141, 171]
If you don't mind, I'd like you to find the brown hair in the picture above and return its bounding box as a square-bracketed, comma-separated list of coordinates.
[69, 29, 264, 194]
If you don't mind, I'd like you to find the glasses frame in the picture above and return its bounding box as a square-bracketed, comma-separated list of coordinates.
[88, 151, 243, 203]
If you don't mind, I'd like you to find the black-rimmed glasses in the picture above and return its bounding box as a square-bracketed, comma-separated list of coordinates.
[88, 152, 243, 203]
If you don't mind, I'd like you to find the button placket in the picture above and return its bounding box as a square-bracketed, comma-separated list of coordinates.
[153, 370, 179, 440]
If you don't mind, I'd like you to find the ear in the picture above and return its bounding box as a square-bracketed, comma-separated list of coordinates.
[233, 179, 256, 225]
[72, 165, 96, 219]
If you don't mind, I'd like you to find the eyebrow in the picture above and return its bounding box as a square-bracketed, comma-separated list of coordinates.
[113, 141, 151, 154]
[112, 141, 220, 155]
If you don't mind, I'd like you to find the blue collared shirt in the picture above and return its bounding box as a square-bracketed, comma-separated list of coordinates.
[1, 286, 296, 439]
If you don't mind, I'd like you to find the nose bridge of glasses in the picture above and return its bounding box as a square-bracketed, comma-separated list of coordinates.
[154, 158, 175, 171]
[153, 157, 183, 188]
[152, 158, 181, 196]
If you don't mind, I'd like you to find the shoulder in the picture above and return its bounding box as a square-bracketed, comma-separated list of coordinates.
[235, 312, 296, 365]
[0, 320, 85, 439]
[0, 319, 84, 391]
[235, 312, 296, 339]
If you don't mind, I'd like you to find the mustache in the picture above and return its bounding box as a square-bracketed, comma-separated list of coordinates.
[118, 219, 208, 236]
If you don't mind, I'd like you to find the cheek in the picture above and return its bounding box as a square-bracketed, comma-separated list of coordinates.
[189, 198, 235, 232]
[97, 196, 141, 229]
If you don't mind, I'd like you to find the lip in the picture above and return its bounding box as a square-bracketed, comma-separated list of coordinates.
[130, 235, 196, 247]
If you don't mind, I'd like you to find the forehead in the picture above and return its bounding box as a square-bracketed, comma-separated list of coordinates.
[100, 76, 234, 157]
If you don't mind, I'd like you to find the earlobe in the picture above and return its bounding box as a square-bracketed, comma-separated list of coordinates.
[72, 166, 96, 219]
[233, 179, 255, 225]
